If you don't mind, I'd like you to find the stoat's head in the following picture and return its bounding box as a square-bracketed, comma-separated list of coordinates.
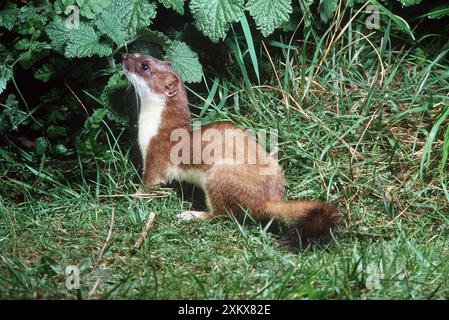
[122, 53, 182, 99]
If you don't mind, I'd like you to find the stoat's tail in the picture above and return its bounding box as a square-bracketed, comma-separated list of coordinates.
[265, 200, 341, 248]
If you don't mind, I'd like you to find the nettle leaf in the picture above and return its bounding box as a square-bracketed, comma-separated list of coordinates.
[54, 0, 76, 15]
[96, 0, 157, 46]
[47, 19, 112, 58]
[0, 4, 20, 31]
[138, 29, 172, 47]
[158, 0, 185, 15]
[0, 65, 13, 95]
[77, 0, 110, 19]
[34, 64, 56, 82]
[65, 23, 112, 58]
[189, 0, 245, 43]
[318, 0, 338, 23]
[246, 0, 293, 37]
[164, 40, 203, 83]
[46, 19, 70, 50]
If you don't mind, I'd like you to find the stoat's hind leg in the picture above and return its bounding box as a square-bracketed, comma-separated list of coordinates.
[177, 210, 212, 221]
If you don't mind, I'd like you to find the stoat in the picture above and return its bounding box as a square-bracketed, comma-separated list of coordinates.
[123, 53, 341, 248]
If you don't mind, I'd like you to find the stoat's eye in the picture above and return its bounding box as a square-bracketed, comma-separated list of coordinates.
[141, 63, 150, 72]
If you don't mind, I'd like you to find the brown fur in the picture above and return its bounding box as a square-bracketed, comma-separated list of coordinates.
[123, 53, 342, 248]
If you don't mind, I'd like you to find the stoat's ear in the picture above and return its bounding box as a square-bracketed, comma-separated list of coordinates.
[164, 73, 180, 97]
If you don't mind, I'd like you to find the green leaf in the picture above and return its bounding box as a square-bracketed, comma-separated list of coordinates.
[100, 70, 130, 124]
[400, 0, 423, 6]
[370, 0, 415, 40]
[318, 0, 338, 23]
[138, 29, 172, 47]
[240, 14, 259, 82]
[52, 144, 71, 155]
[34, 137, 49, 156]
[2, 94, 27, 131]
[54, 0, 76, 15]
[189, 0, 245, 42]
[164, 41, 203, 83]
[0, 4, 20, 31]
[64, 23, 112, 58]
[96, 0, 157, 46]
[77, 0, 110, 19]
[46, 19, 70, 51]
[75, 108, 109, 156]
[158, 0, 185, 15]
[423, 5, 449, 19]
[101, 71, 128, 107]
[0, 94, 20, 133]
[297, 0, 314, 27]
[246, 0, 293, 37]
[47, 19, 112, 58]
[0, 64, 13, 95]
[34, 64, 56, 82]
[0, 147, 14, 164]
[47, 125, 67, 138]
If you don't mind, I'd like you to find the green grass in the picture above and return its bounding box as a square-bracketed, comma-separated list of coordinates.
[1, 17, 449, 299]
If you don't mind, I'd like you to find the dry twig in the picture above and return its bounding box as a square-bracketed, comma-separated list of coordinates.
[95, 207, 115, 267]
[133, 212, 156, 250]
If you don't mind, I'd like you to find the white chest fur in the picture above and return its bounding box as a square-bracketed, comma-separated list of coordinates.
[125, 72, 167, 175]
[138, 94, 166, 166]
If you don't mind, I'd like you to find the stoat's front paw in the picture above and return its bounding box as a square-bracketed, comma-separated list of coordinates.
[137, 185, 152, 194]
[176, 211, 211, 221]
[176, 211, 197, 221]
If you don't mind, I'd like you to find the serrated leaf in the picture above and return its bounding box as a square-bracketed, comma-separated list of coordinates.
[0, 5, 20, 31]
[52, 144, 71, 155]
[138, 29, 172, 47]
[64, 23, 112, 58]
[46, 19, 70, 50]
[3, 94, 27, 131]
[47, 18, 112, 58]
[318, 0, 338, 23]
[34, 64, 56, 82]
[77, 0, 109, 19]
[84, 108, 109, 131]
[47, 125, 67, 138]
[158, 0, 185, 15]
[53, 0, 76, 15]
[164, 41, 203, 83]
[246, 0, 293, 37]
[101, 72, 128, 105]
[34, 137, 49, 155]
[189, 0, 245, 42]
[96, 0, 157, 46]
[0, 65, 13, 95]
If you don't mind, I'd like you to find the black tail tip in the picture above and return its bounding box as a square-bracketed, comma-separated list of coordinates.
[279, 203, 342, 249]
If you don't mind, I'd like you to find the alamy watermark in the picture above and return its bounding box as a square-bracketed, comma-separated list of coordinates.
[65, 265, 80, 290]
[65, 5, 80, 30]
[365, 5, 380, 30]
